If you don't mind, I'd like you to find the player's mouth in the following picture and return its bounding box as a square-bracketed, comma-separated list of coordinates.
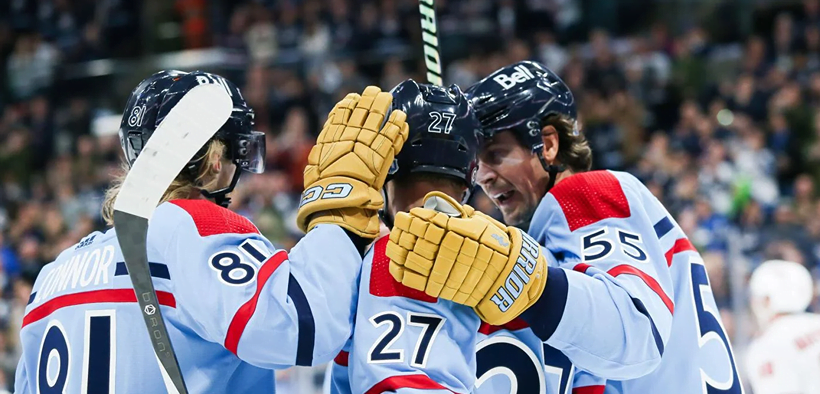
[492, 190, 516, 206]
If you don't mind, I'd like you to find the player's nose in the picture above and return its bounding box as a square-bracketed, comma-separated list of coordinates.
[476, 162, 497, 189]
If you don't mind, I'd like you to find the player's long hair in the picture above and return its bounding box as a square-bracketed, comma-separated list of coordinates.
[545, 114, 592, 173]
[101, 140, 227, 226]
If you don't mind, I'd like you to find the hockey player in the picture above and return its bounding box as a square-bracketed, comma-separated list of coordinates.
[745, 259, 820, 394]
[387, 61, 744, 393]
[14, 70, 408, 393]
[328, 79, 483, 394]
[329, 79, 604, 394]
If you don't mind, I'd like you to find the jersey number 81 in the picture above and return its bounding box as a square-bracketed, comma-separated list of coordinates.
[37, 311, 115, 393]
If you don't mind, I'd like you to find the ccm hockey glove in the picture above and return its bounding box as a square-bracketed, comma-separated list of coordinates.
[386, 192, 548, 325]
[297, 86, 409, 238]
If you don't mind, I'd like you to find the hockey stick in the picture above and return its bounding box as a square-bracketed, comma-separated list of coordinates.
[113, 83, 233, 394]
[419, 0, 443, 85]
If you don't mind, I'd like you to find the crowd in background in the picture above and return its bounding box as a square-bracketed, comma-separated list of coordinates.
[0, 0, 819, 392]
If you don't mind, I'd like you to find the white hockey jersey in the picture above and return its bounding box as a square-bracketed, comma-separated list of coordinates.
[745, 313, 820, 394]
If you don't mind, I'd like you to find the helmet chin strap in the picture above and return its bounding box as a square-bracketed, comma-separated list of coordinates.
[536, 150, 565, 195]
[200, 165, 242, 208]
[379, 186, 395, 229]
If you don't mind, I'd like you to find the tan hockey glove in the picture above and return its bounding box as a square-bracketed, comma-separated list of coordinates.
[297, 87, 409, 238]
[386, 192, 548, 325]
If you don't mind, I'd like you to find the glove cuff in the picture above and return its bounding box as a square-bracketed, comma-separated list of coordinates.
[304, 208, 382, 239]
[297, 176, 383, 233]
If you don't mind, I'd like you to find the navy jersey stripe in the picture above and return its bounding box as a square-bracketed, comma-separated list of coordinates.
[653, 217, 674, 239]
[241, 241, 267, 263]
[28, 292, 37, 305]
[288, 274, 315, 366]
[630, 297, 664, 356]
[114, 262, 170, 280]
[520, 267, 569, 341]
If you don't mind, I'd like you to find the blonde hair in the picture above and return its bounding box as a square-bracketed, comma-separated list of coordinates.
[101, 140, 227, 226]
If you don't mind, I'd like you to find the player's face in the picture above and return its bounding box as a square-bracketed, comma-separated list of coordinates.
[476, 131, 549, 227]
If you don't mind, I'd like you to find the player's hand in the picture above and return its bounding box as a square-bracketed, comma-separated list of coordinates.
[386, 192, 548, 325]
[297, 87, 409, 238]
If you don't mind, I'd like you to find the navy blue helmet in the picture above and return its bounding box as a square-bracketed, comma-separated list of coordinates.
[119, 70, 264, 206]
[465, 60, 577, 154]
[388, 79, 482, 195]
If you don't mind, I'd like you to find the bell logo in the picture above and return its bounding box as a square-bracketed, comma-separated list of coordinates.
[493, 65, 536, 89]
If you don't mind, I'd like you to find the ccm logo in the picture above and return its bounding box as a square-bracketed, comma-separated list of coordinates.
[493, 64, 536, 90]
[490, 232, 540, 312]
[299, 183, 353, 207]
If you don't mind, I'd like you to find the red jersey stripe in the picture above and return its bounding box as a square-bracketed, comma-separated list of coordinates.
[607, 265, 675, 314]
[334, 350, 349, 366]
[573, 263, 592, 273]
[23, 288, 176, 328]
[224, 251, 289, 355]
[365, 374, 458, 394]
[573, 385, 606, 394]
[478, 317, 530, 335]
[664, 238, 696, 267]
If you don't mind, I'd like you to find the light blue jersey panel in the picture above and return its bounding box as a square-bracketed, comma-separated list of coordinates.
[15, 199, 362, 393]
[522, 170, 743, 393]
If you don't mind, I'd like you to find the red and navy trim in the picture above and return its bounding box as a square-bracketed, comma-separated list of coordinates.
[224, 251, 288, 354]
[573, 263, 666, 356]
[23, 288, 176, 328]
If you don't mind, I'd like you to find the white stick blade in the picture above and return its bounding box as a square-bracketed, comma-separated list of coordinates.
[114, 84, 233, 219]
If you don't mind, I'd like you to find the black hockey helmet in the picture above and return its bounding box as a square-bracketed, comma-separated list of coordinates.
[387, 79, 482, 197]
[380, 79, 482, 228]
[465, 60, 577, 189]
[118, 70, 264, 207]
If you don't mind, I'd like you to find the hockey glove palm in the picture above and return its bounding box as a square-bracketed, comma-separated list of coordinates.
[386, 192, 548, 326]
[297, 87, 409, 238]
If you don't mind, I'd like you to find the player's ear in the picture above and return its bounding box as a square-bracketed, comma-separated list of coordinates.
[541, 125, 559, 164]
